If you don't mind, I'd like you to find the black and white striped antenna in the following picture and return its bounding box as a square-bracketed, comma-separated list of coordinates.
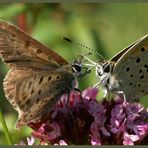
[63, 37, 105, 60]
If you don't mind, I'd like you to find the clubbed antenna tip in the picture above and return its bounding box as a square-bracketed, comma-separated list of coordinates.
[63, 37, 73, 43]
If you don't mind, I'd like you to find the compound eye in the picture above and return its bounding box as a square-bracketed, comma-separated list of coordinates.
[104, 64, 110, 73]
[72, 64, 82, 73]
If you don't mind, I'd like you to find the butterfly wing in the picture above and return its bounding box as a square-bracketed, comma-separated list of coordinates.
[111, 37, 141, 63]
[5, 67, 75, 128]
[0, 20, 74, 128]
[0, 20, 68, 69]
[111, 34, 148, 101]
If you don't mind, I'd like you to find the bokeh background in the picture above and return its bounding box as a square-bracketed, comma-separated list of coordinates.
[0, 3, 148, 144]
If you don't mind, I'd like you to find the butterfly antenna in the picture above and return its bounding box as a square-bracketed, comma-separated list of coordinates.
[63, 37, 105, 60]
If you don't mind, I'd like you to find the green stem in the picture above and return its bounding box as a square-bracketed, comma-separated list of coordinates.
[0, 110, 13, 145]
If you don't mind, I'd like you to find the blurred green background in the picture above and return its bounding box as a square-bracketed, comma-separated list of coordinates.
[0, 3, 148, 145]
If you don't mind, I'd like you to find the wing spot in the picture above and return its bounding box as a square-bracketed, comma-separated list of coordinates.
[144, 64, 148, 68]
[36, 98, 40, 103]
[23, 95, 27, 100]
[147, 69, 148, 73]
[139, 69, 143, 74]
[126, 67, 130, 72]
[136, 57, 141, 63]
[20, 104, 24, 109]
[18, 100, 21, 105]
[138, 83, 141, 87]
[31, 89, 35, 94]
[56, 75, 60, 80]
[41, 100, 45, 104]
[48, 76, 52, 81]
[38, 90, 41, 95]
[26, 99, 30, 105]
[140, 75, 144, 79]
[129, 82, 133, 86]
[39, 76, 44, 85]
[130, 74, 134, 77]
[141, 47, 145, 52]
[136, 58, 141, 63]
[44, 99, 48, 103]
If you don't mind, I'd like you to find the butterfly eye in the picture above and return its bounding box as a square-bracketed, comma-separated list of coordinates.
[104, 64, 110, 73]
[72, 64, 82, 73]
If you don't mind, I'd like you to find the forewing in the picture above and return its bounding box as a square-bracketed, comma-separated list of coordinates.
[0, 20, 68, 69]
[112, 34, 148, 72]
[112, 34, 148, 101]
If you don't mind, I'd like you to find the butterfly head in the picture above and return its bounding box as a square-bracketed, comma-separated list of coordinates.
[96, 61, 113, 78]
[71, 60, 82, 76]
[71, 56, 92, 78]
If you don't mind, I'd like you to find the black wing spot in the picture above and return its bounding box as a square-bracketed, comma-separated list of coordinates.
[36, 98, 40, 103]
[39, 76, 44, 85]
[130, 74, 134, 77]
[136, 57, 141, 63]
[56, 75, 60, 80]
[139, 69, 143, 74]
[26, 99, 30, 105]
[18, 100, 21, 105]
[129, 82, 133, 86]
[38, 90, 42, 95]
[48, 76, 52, 81]
[126, 67, 130, 72]
[140, 75, 144, 79]
[22, 95, 27, 100]
[144, 64, 148, 68]
[31, 89, 35, 94]
[138, 83, 141, 87]
[141, 47, 145, 52]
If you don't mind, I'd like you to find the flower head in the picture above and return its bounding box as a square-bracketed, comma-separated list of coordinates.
[27, 87, 147, 145]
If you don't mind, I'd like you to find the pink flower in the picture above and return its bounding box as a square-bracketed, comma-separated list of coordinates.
[24, 87, 147, 145]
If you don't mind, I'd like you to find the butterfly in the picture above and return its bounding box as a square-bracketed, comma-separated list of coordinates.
[0, 20, 88, 129]
[82, 35, 148, 102]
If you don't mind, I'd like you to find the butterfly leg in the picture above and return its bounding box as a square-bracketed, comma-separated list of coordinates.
[93, 81, 101, 88]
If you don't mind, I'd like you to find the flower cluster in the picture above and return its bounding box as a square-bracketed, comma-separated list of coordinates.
[24, 88, 147, 145]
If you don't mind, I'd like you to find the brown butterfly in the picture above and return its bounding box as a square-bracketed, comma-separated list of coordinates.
[0, 20, 87, 129]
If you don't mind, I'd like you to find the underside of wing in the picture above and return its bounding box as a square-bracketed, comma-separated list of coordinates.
[0, 20, 68, 69]
[114, 44, 148, 101]
[4, 66, 75, 128]
[112, 34, 148, 73]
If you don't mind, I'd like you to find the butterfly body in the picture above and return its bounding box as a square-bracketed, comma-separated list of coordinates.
[0, 20, 84, 129]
